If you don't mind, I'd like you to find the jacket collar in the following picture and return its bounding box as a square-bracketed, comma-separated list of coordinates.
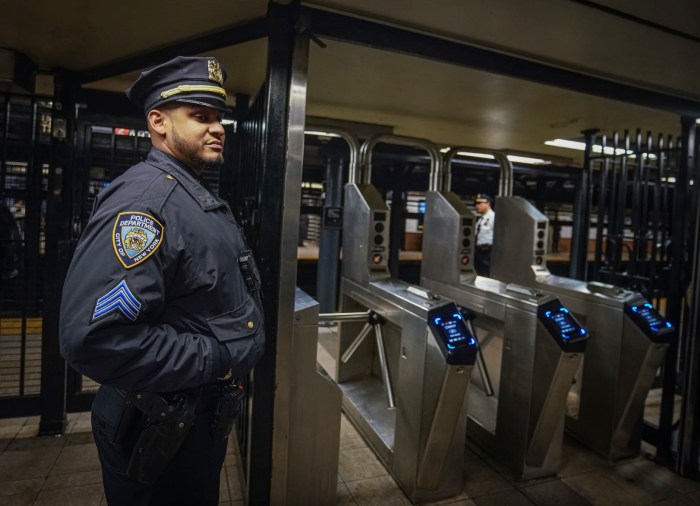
[145, 148, 223, 211]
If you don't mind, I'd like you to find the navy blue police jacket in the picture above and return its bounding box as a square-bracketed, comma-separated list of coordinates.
[59, 148, 264, 392]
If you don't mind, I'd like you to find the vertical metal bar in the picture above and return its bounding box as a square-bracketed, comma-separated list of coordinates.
[39, 73, 79, 434]
[614, 131, 631, 271]
[649, 134, 662, 301]
[677, 117, 699, 477]
[388, 170, 406, 280]
[0, 98, 9, 192]
[659, 135, 669, 266]
[374, 324, 396, 409]
[593, 134, 609, 280]
[569, 128, 597, 279]
[629, 130, 643, 277]
[316, 151, 344, 312]
[656, 117, 695, 466]
[247, 3, 308, 503]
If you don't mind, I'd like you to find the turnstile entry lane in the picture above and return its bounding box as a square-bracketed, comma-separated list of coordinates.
[490, 195, 675, 460]
[420, 147, 589, 479]
[328, 134, 477, 503]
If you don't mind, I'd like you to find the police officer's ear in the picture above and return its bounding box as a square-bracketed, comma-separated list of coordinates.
[147, 108, 169, 136]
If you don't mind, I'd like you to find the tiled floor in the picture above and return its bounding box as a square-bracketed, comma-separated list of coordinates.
[2, 409, 699, 505]
[0, 412, 245, 505]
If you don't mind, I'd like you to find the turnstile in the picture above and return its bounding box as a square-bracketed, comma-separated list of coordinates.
[330, 135, 478, 503]
[491, 195, 675, 459]
[270, 288, 342, 505]
[421, 147, 589, 478]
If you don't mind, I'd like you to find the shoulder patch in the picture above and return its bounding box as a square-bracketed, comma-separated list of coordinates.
[112, 212, 164, 269]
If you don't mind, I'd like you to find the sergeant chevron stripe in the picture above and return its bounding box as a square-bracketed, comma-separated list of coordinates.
[92, 279, 142, 322]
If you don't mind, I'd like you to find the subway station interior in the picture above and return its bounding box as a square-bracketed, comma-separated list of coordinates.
[2, 1, 700, 504]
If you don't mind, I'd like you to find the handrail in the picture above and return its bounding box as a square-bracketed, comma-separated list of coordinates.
[442, 147, 514, 197]
[305, 126, 360, 184]
[359, 134, 442, 190]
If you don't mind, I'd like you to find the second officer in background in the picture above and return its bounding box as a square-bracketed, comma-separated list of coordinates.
[474, 193, 495, 276]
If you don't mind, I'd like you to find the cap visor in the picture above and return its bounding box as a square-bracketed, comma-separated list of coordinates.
[175, 97, 231, 113]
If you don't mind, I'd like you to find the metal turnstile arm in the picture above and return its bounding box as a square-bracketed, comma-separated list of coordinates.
[373, 324, 396, 409]
[327, 310, 396, 409]
[466, 320, 495, 397]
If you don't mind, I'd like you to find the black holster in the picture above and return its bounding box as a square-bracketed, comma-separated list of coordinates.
[117, 390, 198, 484]
[210, 383, 244, 441]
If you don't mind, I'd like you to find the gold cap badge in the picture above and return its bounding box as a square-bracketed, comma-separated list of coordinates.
[208, 59, 224, 85]
[247, 321, 254, 329]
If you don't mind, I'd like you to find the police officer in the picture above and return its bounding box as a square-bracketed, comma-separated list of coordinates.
[474, 193, 495, 276]
[59, 56, 264, 506]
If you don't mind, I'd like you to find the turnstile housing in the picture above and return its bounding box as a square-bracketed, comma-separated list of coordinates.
[491, 196, 674, 459]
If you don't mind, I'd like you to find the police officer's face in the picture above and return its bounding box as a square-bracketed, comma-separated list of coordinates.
[163, 104, 225, 172]
[475, 202, 489, 215]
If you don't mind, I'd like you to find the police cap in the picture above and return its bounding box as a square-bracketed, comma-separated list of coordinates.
[125, 56, 229, 114]
[475, 193, 493, 205]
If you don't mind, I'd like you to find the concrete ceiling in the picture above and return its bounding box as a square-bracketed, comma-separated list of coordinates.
[2, 0, 698, 164]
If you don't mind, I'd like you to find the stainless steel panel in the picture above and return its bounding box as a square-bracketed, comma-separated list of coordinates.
[334, 276, 472, 502]
[422, 191, 476, 284]
[417, 364, 472, 490]
[492, 195, 672, 460]
[271, 289, 342, 506]
[491, 196, 549, 287]
[342, 184, 390, 285]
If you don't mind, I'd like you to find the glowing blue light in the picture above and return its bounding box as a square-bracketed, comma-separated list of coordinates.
[651, 326, 658, 332]
[453, 313, 463, 320]
[560, 307, 569, 313]
[434, 317, 442, 325]
[545, 311, 552, 318]
[645, 303, 653, 309]
[580, 328, 586, 335]
[631, 306, 639, 313]
[446, 343, 455, 350]
[469, 337, 476, 346]
[562, 334, 570, 340]
[666, 322, 672, 328]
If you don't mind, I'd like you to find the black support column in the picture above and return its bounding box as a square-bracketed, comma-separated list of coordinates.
[39, 72, 78, 435]
[675, 117, 699, 476]
[247, 2, 309, 503]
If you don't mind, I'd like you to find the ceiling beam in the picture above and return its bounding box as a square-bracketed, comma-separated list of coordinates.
[78, 17, 267, 84]
[305, 7, 700, 118]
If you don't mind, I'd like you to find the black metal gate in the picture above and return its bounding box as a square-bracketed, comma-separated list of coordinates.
[0, 93, 53, 417]
[583, 123, 700, 473]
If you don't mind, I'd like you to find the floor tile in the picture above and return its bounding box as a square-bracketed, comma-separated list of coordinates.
[462, 452, 516, 498]
[472, 488, 534, 506]
[338, 446, 389, 482]
[344, 475, 411, 505]
[49, 443, 101, 475]
[225, 463, 245, 501]
[219, 466, 231, 502]
[33, 483, 104, 506]
[609, 459, 684, 502]
[0, 446, 61, 481]
[424, 498, 477, 506]
[626, 458, 700, 494]
[563, 469, 658, 505]
[43, 469, 102, 490]
[0, 477, 43, 505]
[521, 479, 592, 506]
[654, 497, 698, 506]
[337, 481, 358, 505]
[558, 436, 615, 478]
